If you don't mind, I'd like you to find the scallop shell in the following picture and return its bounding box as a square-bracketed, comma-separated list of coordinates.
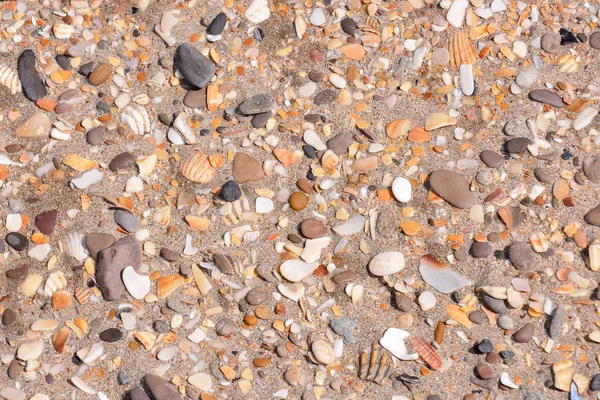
[74, 287, 91, 305]
[135, 331, 156, 350]
[52, 290, 73, 310]
[321, 150, 339, 170]
[368, 251, 405, 276]
[121, 105, 150, 136]
[358, 342, 393, 385]
[52, 327, 70, 353]
[21, 274, 43, 297]
[557, 53, 578, 73]
[179, 152, 216, 184]
[65, 232, 89, 262]
[0, 65, 21, 94]
[213, 253, 235, 274]
[409, 337, 442, 370]
[448, 31, 477, 68]
[157, 274, 184, 299]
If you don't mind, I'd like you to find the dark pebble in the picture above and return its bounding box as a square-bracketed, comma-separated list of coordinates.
[394, 292, 412, 312]
[128, 388, 151, 400]
[246, 287, 268, 305]
[251, 111, 272, 128]
[54, 103, 71, 114]
[308, 71, 325, 82]
[86, 126, 105, 145]
[470, 241, 492, 258]
[215, 318, 236, 336]
[6, 263, 29, 279]
[505, 137, 533, 153]
[113, 209, 141, 233]
[7, 360, 22, 379]
[109, 152, 136, 172]
[508, 242, 537, 270]
[238, 94, 275, 115]
[476, 363, 495, 380]
[160, 247, 180, 262]
[79, 61, 94, 76]
[183, 88, 206, 109]
[221, 180, 242, 202]
[481, 293, 507, 314]
[513, 323, 534, 343]
[303, 145, 318, 159]
[559, 28, 578, 45]
[340, 17, 358, 35]
[2, 308, 16, 325]
[534, 167, 553, 183]
[35, 209, 58, 235]
[590, 32, 600, 49]
[99, 328, 123, 342]
[476, 339, 494, 353]
[55, 54, 71, 70]
[6, 232, 28, 251]
[591, 374, 600, 391]
[18, 49, 47, 101]
[549, 305, 565, 339]
[486, 352, 501, 364]
[153, 320, 170, 334]
[480, 150, 504, 168]
[468, 310, 484, 324]
[207, 12, 227, 35]
[174, 43, 216, 89]
[313, 89, 336, 105]
[529, 89, 564, 108]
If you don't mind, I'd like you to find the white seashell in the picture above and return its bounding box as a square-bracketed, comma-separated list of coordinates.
[311, 339, 335, 365]
[53, 23, 75, 39]
[301, 237, 331, 263]
[192, 265, 212, 294]
[391, 177, 412, 202]
[122, 266, 150, 300]
[121, 312, 136, 330]
[44, 271, 67, 296]
[172, 112, 197, 144]
[278, 283, 305, 301]
[379, 328, 418, 361]
[500, 372, 519, 389]
[126, 176, 144, 193]
[0, 65, 22, 94]
[121, 105, 150, 136]
[82, 342, 104, 365]
[17, 341, 44, 360]
[188, 372, 213, 391]
[0, 388, 26, 400]
[507, 286, 525, 309]
[31, 319, 59, 331]
[418, 291, 436, 311]
[29, 244, 51, 261]
[5, 213, 21, 232]
[167, 127, 185, 145]
[65, 232, 89, 262]
[71, 377, 97, 395]
[255, 197, 274, 214]
[157, 346, 178, 361]
[333, 215, 365, 236]
[188, 328, 207, 343]
[418, 255, 472, 294]
[280, 259, 319, 282]
[304, 129, 326, 150]
[137, 154, 157, 176]
[368, 251, 405, 276]
[478, 286, 508, 299]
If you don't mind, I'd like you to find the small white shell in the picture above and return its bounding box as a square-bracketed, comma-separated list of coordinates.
[44, 271, 67, 296]
[122, 266, 150, 300]
[121, 105, 150, 136]
[368, 251, 405, 276]
[280, 259, 319, 282]
[65, 232, 90, 262]
[0, 65, 21, 94]
[173, 112, 197, 144]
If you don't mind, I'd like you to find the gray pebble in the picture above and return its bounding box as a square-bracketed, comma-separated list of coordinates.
[330, 317, 357, 344]
[549, 305, 565, 339]
[481, 293, 507, 314]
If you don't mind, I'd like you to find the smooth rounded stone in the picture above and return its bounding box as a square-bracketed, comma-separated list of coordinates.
[327, 132, 353, 155]
[238, 94, 274, 115]
[232, 152, 264, 183]
[314, 89, 336, 105]
[590, 374, 600, 391]
[585, 205, 600, 226]
[394, 292, 412, 312]
[174, 43, 216, 89]
[183, 89, 206, 109]
[152, 320, 169, 334]
[418, 291, 436, 311]
[96, 235, 142, 301]
[109, 152, 136, 172]
[476, 339, 494, 353]
[505, 137, 533, 153]
[283, 367, 303, 386]
[7, 359, 22, 380]
[99, 328, 123, 342]
[88, 63, 112, 86]
[540, 32, 561, 54]
[129, 388, 151, 400]
[330, 317, 357, 344]
[368, 251, 405, 276]
[549, 305, 565, 339]
[331, 270, 356, 284]
[590, 32, 600, 49]
[221, 180, 241, 202]
[528, 89, 564, 108]
[6, 233, 28, 251]
[54, 103, 71, 114]
[2, 308, 16, 325]
[513, 323, 534, 343]
[308, 71, 325, 82]
[297, 178, 314, 194]
[303, 145, 318, 159]
[376, 206, 396, 238]
[470, 241, 492, 258]
[311, 339, 335, 365]
[215, 318, 236, 336]
[515, 67, 538, 87]
[114, 210, 141, 233]
[534, 167, 553, 183]
[476, 364, 495, 380]
[6, 263, 29, 279]
[207, 12, 227, 35]
[475, 170, 494, 186]
[309, 8, 326, 26]
[469, 310, 484, 324]
[17, 49, 47, 101]
[340, 17, 358, 35]
[246, 287, 268, 305]
[583, 156, 600, 183]
[497, 315, 514, 330]
[79, 61, 94, 76]
[55, 54, 71, 70]
[34, 210, 57, 235]
[300, 218, 328, 238]
[86, 233, 116, 259]
[251, 111, 272, 128]
[159, 247, 179, 263]
[288, 234, 303, 244]
[256, 197, 274, 213]
[431, 48, 450, 65]
[429, 170, 474, 209]
[486, 352, 501, 364]
[481, 293, 507, 314]
[144, 374, 185, 399]
[508, 242, 537, 270]
[289, 192, 308, 211]
[391, 177, 412, 202]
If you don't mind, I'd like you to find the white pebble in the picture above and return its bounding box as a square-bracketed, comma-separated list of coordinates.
[418, 291, 436, 311]
[255, 197, 274, 214]
[309, 8, 326, 26]
[391, 177, 412, 202]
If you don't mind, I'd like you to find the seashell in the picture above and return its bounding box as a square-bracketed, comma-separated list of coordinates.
[44, 272, 67, 296]
[379, 328, 418, 361]
[557, 53, 578, 73]
[500, 372, 519, 389]
[65, 232, 89, 262]
[280, 259, 319, 282]
[121, 105, 150, 136]
[126, 176, 144, 193]
[135, 331, 156, 350]
[157, 274, 184, 299]
[31, 319, 59, 331]
[172, 112, 197, 144]
[277, 282, 305, 301]
[506, 286, 525, 309]
[273, 148, 298, 168]
[74, 317, 88, 335]
[207, 84, 224, 112]
[123, 266, 150, 300]
[353, 156, 378, 171]
[529, 232, 548, 253]
[213, 253, 235, 274]
[477, 286, 508, 299]
[552, 178, 570, 200]
[446, 304, 472, 328]
[339, 43, 366, 60]
[8, 198, 25, 213]
[448, 31, 477, 68]
[82, 342, 104, 365]
[589, 242, 600, 271]
[53, 23, 75, 39]
[311, 339, 335, 365]
[192, 265, 213, 294]
[498, 206, 525, 229]
[424, 113, 457, 131]
[17, 341, 44, 361]
[321, 150, 339, 170]
[333, 215, 365, 236]
[71, 376, 97, 395]
[63, 154, 99, 171]
[418, 291, 436, 311]
[368, 251, 405, 276]
[400, 221, 420, 236]
[188, 327, 207, 344]
[52, 290, 73, 310]
[74, 287, 91, 305]
[301, 237, 331, 263]
[185, 215, 210, 231]
[0, 65, 21, 94]
[385, 119, 410, 139]
[419, 255, 472, 294]
[137, 154, 157, 176]
[358, 342, 393, 385]
[52, 327, 70, 353]
[303, 130, 326, 150]
[208, 153, 224, 168]
[409, 337, 442, 370]
[179, 152, 216, 184]
[21, 274, 43, 297]
[154, 206, 171, 225]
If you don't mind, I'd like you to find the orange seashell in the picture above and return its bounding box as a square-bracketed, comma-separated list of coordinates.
[407, 126, 430, 142]
[207, 84, 224, 112]
[353, 156, 378, 171]
[163, 331, 177, 344]
[339, 43, 366, 61]
[157, 274, 184, 299]
[498, 207, 525, 229]
[74, 287, 91, 305]
[63, 154, 99, 171]
[556, 267, 572, 282]
[52, 327, 70, 354]
[208, 153, 224, 168]
[179, 152, 216, 184]
[185, 215, 210, 231]
[74, 317, 88, 335]
[400, 221, 420, 236]
[386, 119, 411, 139]
[135, 331, 156, 350]
[321, 150, 339, 170]
[31, 232, 49, 244]
[273, 148, 298, 168]
[448, 31, 478, 68]
[52, 290, 73, 310]
[409, 337, 442, 370]
[553, 178, 570, 201]
[446, 304, 473, 328]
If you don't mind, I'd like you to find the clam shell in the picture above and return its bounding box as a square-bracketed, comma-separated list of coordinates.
[301, 237, 331, 263]
[379, 328, 418, 361]
[213, 253, 235, 274]
[409, 337, 442, 370]
[0, 65, 21, 94]
[122, 266, 150, 300]
[44, 271, 67, 296]
[418, 255, 472, 294]
[74, 287, 91, 305]
[121, 105, 150, 136]
[52, 290, 73, 310]
[21, 274, 43, 297]
[321, 149, 339, 170]
[31, 319, 59, 331]
[448, 31, 477, 68]
[280, 259, 319, 282]
[52, 327, 70, 353]
[339, 43, 365, 60]
[332, 215, 365, 236]
[179, 152, 216, 184]
[17, 341, 44, 361]
[424, 113, 457, 131]
[277, 282, 305, 301]
[311, 339, 335, 365]
[368, 251, 405, 276]
[65, 232, 89, 262]
[157, 274, 184, 299]
[135, 331, 156, 350]
[353, 156, 378, 171]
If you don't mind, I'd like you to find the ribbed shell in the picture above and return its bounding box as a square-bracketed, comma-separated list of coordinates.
[448, 31, 477, 68]
[409, 337, 442, 370]
[65, 232, 89, 262]
[74, 287, 91, 305]
[0, 65, 21, 94]
[157, 274, 184, 299]
[179, 152, 216, 184]
[358, 342, 393, 385]
[213, 253, 235, 274]
[52, 290, 73, 310]
[52, 327, 70, 353]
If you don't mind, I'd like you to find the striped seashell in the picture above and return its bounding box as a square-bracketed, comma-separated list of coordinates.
[179, 152, 216, 184]
[121, 105, 150, 136]
[448, 31, 477, 68]
[172, 112, 197, 144]
[0, 65, 22, 94]
[44, 271, 67, 296]
[52, 327, 70, 353]
[135, 331, 156, 350]
[8, 198, 25, 213]
[52, 290, 73, 310]
[53, 23, 75, 39]
[213, 253, 235, 274]
[21, 274, 43, 297]
[321, 150, 339, 170]
[74, 287, 91, 305]
[557, 53, 578, 73]
[157, 274, 184, 299]
[163, 330, 177, 344]
[368, 251, 405, 276]
[65, 232, 89, 262]
[358, 342, 393, 385]
[409, 337, 442, 370]
[74, 317, 88, 335]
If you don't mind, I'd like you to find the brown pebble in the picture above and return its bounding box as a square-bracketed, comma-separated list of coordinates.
[434, 321, 445, 344]
[289, 192, 308, 211]
[253, 358, 270, 367]
[486, 352, 501, 364]
[332, 270, 356, 284]
[2, 308, 17, 325]
[297, 178, 314, 194]
[88, 63, 112, 86]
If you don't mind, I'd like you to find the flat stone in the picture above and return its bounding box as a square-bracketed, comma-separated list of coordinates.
[2, 308, 16, 325]
[549, 305, 565, 339]
[469, 310, 484, 324]
[114, 209, 141, 233]
[330, 317, 357, 344]
[143, 374, 188, 400]
[207, 12, 227, 35]
[470, 241, 492, 258]
[129, 388, 151, 400]
[476, 364, 495, 380]
[515, 67, 538, 87]
[300, 218, 328, 238]
[221, 180, 241, 202]
[429, 170, 474, 209]
[96, 235, 142, 300]
[86, 233, 116, 259]
[16, 112, 52, 139]
[238, 94, 274, 115]
[6, 263, 28, 279]
[232, 153, 264, 183]
[313, 89, 336, 105]
[376, 206, 396, 238]
[481, 293, 507, 314]
[17, 49, 47, 101]
[86, 126, 105, 145]
[480, 150, 504, 168]
[583, 156, 600, 183]
[34, 210, 57, 235]
[88, 63, 112, 86]
[529, 89, 564, 108]
[534, 167, 553, 183]
[309, 8, 326, 26]
[476, 339, 494, 353]
[215, 318, 236, 336]
[591, 374, 600, 391]
[508, 242, 537, 270]
[161, 247, 180, 262]
[331, 270, 356, 284]
[540, 33, 561, 53]
[513, 323, 534, 343]
[6, 233, 28, 251]
[327, 132, 352, 155]
[183, 88, 206, 109]
[174, 43, 216, 89]
[55, 54, 71, 70]
[99, 328, 123, 342]
[246, 287, 268, 305]
[505, 137, 533, 153]
[590, 32, 600, 49]
[109, 152, 136, 172]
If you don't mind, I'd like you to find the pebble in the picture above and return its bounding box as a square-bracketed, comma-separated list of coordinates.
[534, 167, 553, 183]
[497, 315, 514, 330]
[540, 33, 562, 53]
[469, 310, 484, 324]
[109, 152, 136, 172]
[88, 63, 112, 86]
[114, 209, 141, 233]
[144, 374, 184, 400]
[513, 323, 534, 343]
[153, 320, 170, 334]
[300, 218, 328, 238]
[340, 18, 358, 35]
[215, 318, 236, 336]
[529, 89, 564, 108]
[590, 32, 600, 49]
[86, 233, 116, 259]
[251, 111, 272, 128]
[549, 305, 565, 339]
[246, 287, 268, 305]
[174, 43, 216, 89]
[183, 89, 206, 109]
[470, 242, 492, 258]
[245, 0, 270, 24]
[86, 127, 105, 145]
[391, 177, 412, 202]
[508, 242, 537, 270]
[516, 67, 539, 87]
[476, 364, 495, 380]
[6, 233, 28, 251]
[585, 205, 600, 226]
[376, 206, 396, 237]
[232, 153, 265, 183]
[330, 317, 357, 344]
[481, 293, 507, 314]
[331, 270, 357, 284]
[311, 340, 335, 365]
[221, 180, 241, 202]
[431, 48, 450, 65]
[99, 328, 123, 342]
[6, 263, 29, 279]
[2, 308, 16, 325]
[476, 339, 494, 353]
[327, 132, 352, 155]
[309, 8, 326, 26]
[96, 235, 142, 300]
[238, 94, 274, 115]
[429, 170, 474, 209]
[505, 137, 533, 153]
[17, 49, 47, 101]
[128, 388, 151, 400]
[591, 374, 600, 391]
[289, 192, 308, 211]
[207, 12, 227, 35]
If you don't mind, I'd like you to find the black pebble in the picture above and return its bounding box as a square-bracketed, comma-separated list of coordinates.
[476, 339, 494, 353]
[99, 328, 123, 342]
[17, 49, 47, 101]
[303, 145, 317, 159]
[207, 12, 227, 35]
[340, 18, 358, 35]
[221, 180, 241, 202]
[55, 54, 71, 70]
[559, 28, 578, 45]
[5, 232, 28, 251]
[79, 61, 94, 76]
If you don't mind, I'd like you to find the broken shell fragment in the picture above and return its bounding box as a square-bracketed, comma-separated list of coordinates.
[409, 337, 442, 370]
[419, 255, 472, 294]
[379, 328, 418, 361]
[280, 259, 319, 282]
